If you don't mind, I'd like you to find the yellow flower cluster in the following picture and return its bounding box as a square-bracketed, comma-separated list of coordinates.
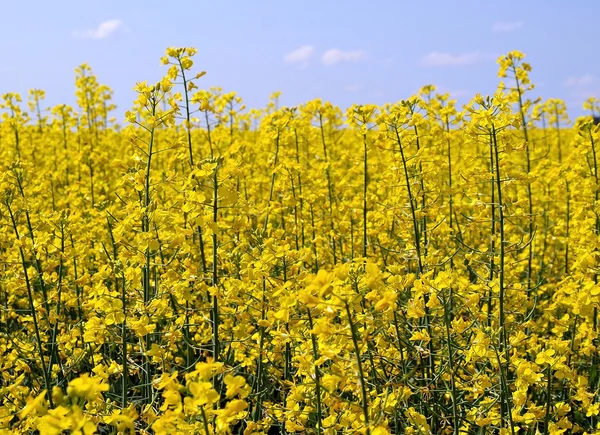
[1, 48, 600, 435]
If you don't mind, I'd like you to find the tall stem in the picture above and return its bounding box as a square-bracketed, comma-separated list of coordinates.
[344, 300, 370, 435]
[492, 125, 513, 432]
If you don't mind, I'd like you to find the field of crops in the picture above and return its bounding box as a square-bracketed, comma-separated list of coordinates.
[1, 48, 600, 434]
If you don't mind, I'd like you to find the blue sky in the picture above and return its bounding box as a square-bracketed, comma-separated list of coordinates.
[1, 0, 598, 120]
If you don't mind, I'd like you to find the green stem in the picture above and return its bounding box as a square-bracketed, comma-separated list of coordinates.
[344, 300, 370, 435]
[306, 308, 323, 435]
[6, 201, 53, 407]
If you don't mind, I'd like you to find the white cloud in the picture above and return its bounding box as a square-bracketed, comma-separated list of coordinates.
[449, 89, 471, 98]
[73, 19, 123, 39]
[321, 49, 367, 66]
[564, 75, 599, 102]
[284, 45, 315, 67]
[344, 84, 362, 92]
[565, 74, 597, 88]
[492, 21, 524, 32]
[420, 51, 492, 67]
[428, 86, 471, 99]
[564, 75, 599, 101]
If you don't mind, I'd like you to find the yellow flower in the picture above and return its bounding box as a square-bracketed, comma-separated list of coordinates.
[409, 330, 431, 344]
[586, 402, 600, 417]
[535, 348, 557, 366]
[19, 390, 47, 419]
[224, 374, 250, 398]
[67, 374, 109, 403]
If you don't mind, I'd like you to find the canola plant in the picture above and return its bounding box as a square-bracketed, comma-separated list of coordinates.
[0, 48, 600, 435]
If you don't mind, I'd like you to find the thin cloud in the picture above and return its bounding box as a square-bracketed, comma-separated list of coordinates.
[449, 89, 471, 98]
[564, 74, 599, 102]
[492, 21, 524, 33]
[564, 75, 599, 101]
[565, 74, 597, 88]
[284, 45, 315, 67]
[344, 84, 362, 92]
[430, 86, 471, 99]
[73, 19, 123, 39]
[420, 51, 493, 67]
[321, 49, 367, 66]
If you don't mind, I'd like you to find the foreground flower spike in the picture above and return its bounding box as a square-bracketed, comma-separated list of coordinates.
[2, 48, 600, 435]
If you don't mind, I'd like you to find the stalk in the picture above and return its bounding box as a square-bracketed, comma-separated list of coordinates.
[10, 106, 21, 159]
[70, 234, 87, 349]
[204, 109, 214, 159]
[555, 106, 563, 164]
[488, 135, 496, 328]
[289, 172, 300, 251]
[443, 296, 460, 434]
[319, 114, 337, 264]
[82, 79, 96, 208]
[494, 345, 516, 435]
[589, 129, 599, 392]
[211, 163, 220, 361]
[310, 204, 318, 272]
[412, 118, 428, 260]
[554, 111, 570, 276]
[491, 124, 513, 430]
[6, 201, 53, 407]
[252, 278, 268, 421]
[47, 219, 66, 386]
[393, 123, 435, 424]
[306, 308, 323, 435]
[177, 58, 196, 166]
[141, 92, 157, 405]
[445, 115, 456, 316]
[13, 170, 51, 316]
[60, 107, 70, 185]
[35, 95, 44, 133]
[393, 126, 423, 273]
[512, 67, 534, 298]
[542, 367, 553, 435]
[263, 130, 280, 231]
[107, 218, 128, 409]
[344, 300, 370, 435]
[362, 130, 368, 260]
[565, 181, 570, 275]
[293, 127, 306, 249]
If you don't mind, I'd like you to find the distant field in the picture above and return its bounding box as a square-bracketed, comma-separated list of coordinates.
[1, 48, 600, 435]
